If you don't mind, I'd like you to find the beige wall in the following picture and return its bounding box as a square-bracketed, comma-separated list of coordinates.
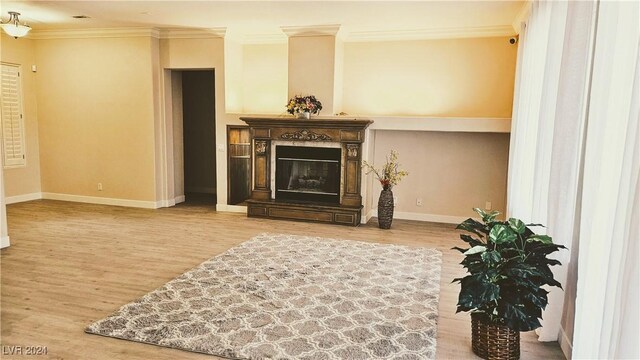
[1, 34, 42, 198]
[35, 36, 157, 201]
[288, 35, 337, 114]
[242, 43, 288, 114]
[369, 130, 510, 219]
[343, 37, 518, 117]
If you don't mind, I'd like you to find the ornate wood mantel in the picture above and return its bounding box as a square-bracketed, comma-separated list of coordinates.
[239, 117, 373, 226]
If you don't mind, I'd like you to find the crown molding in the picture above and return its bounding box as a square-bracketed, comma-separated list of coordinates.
[29, 27, 160, 40]
[158, 27, 226, 39]
[345, 25, 516, 42]
[281, 24, 341, 37]
[512, 1, 531, 34]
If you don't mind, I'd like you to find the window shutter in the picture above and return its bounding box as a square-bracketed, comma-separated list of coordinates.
[0, 64, 26, 168]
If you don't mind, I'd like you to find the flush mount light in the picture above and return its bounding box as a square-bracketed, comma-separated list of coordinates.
[0, 11, 31, 38]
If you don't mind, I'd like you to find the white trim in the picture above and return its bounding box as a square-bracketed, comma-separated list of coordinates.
[41, 192, 159, 209]
[362, 209, 375, 225]
[366, 116, 511, 133]
[4, 192, 42, 204]
[216, 204, 247, 213]
[369, 209, 468, 224]
[512, 1, 532, 34]
[29, 27, 160, 40]
[281, 25, 341, 37]
[158, 27, 226, 39]
[155, 195, 187, 208]
[0, 235, 9, 249]
[346, 25, 516, 42]
[559, 326, 573, 360]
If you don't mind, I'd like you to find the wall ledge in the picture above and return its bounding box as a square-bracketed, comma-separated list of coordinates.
[365, 116, 511, 133]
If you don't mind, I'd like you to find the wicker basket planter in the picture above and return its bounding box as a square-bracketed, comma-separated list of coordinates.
[377, 188, 394, 229]
[471, 313, 520, 360]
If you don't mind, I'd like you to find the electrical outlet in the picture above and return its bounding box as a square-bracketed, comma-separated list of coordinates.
[97, 183, 103, 191]
[416, 198, 423, 206]
[393, 196, 398, 207]
[485, 201, 492, 211]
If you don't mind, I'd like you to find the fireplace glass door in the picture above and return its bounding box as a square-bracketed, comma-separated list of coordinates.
[275, 146, 341, 204]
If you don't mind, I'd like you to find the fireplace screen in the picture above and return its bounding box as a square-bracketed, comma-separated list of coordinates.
[275, 145, 341, 204]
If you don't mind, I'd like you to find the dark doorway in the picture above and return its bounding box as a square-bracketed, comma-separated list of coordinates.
[182, 70, 216, 205]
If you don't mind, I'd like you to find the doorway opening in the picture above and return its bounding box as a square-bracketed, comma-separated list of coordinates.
[175, 70, 216, 207]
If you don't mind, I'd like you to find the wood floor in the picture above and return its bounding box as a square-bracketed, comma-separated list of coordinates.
[0, 200, 564, 359]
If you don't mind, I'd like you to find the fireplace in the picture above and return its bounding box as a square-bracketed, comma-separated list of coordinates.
[240, 117, 372, 226]
[275, 146, 341, 204]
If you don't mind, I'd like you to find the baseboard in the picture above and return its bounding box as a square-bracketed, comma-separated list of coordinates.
[369, 209, 467, 224]
[0, 235, 10, 249]
[42, 192, 159, 209]
[362, 209, 375, 224]
[5, 192, 42, 204]
[559, 326, 573, 360]
[216, 204, 247, 213]
[174, 195, 186, 204]
[185, 186, 217, 194]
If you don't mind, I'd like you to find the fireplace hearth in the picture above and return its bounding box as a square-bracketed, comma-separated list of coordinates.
[240, 117, 373, 226]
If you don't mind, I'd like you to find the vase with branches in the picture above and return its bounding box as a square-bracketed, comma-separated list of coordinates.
[362, 150, 408, 228]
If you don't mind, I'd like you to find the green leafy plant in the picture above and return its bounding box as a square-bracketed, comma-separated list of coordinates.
[452, 208, 565, 332]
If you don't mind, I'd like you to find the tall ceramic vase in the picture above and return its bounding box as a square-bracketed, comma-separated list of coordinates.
[377, 186, 394, 229]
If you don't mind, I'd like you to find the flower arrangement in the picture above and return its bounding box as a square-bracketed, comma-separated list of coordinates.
[362, 150, 408, 190]
[286, 95, 323, 115]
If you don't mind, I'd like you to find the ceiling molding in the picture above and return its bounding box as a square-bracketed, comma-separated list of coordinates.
[281, 24, 341, 37]
[158, 27, 226, 39]
[29, 27, 160, 40]
[345, 25, 516, 42]
[512, 1, 532, 34]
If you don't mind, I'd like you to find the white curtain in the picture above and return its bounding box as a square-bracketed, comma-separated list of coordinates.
[507, 0, 574, 342]
[509, 0, 640, 356]
[573, 1, 640, 358]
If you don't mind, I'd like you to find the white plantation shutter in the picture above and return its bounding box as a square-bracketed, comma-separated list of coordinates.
[0, 63, 26, 168]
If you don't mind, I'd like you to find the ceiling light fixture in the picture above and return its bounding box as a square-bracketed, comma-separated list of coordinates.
[1, 12, 31, 39]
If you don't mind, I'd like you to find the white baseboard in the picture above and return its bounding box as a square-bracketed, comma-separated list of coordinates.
[0, 235, 10, 249]
[362, 209, 375, 224]
[559, 326, 573, 360]
[174, 195, 186, 204]
[369, 209, 467, 224]
[216, 204, 247, 213]
[5, 192, 42, 204]
[42, 192, 159, 209]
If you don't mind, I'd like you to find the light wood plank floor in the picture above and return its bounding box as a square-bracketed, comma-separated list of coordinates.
[1, 200, 564, 359]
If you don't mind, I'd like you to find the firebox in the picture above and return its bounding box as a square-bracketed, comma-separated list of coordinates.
[275, 145, 341, 204]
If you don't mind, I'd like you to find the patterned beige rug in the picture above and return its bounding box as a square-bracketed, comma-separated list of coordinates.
[86, 233, 442, 359]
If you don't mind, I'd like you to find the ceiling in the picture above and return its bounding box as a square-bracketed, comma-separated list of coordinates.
[0, 1, 525, 41]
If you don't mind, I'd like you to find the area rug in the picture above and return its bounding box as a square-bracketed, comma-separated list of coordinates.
[86, 233, 442, 359]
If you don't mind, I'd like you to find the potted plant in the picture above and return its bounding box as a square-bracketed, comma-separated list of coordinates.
[286, 95, 323, 119]
[362, 150, 408, 229]
[452, 208, 565, 360]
